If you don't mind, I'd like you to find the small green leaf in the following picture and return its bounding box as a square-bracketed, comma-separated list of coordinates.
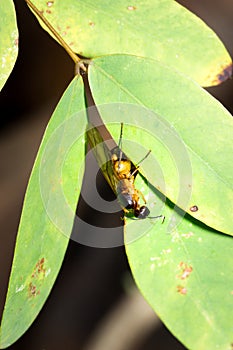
[0, 0, 18, 91]
[125, 194, 233, 349]
[27, 0, 231, 86]
[0, 77, 86, 348]
[88, 55, 233, 236]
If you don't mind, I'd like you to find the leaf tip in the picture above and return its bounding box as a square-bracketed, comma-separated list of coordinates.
[216, 62, 232, 84]
[207, 62, 232, 86]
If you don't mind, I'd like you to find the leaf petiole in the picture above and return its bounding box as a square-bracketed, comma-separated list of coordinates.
[25, 0, 87, 72]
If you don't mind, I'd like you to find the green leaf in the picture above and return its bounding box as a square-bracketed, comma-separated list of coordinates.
[125, 193, 233, 349]
[0, 77, 86, 348]
[84, 55, 233, 349]
[27, 0, 231, 86]
[88, 54, 233, 236]
[0, 0, 18, 91]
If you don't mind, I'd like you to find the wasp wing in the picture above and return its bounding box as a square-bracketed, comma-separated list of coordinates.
[86, 123, 119, 194]
[82, 67, 138, 196]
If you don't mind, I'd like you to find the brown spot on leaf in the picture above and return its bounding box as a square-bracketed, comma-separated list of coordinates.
[217, 63, 232, 83]
[28, 258, 47, 297]
[31, 258, 46, 279]
[89, 21, 95, 27]
[177, 262, 193, 280]
[46, 9, 52, 14]
[36, 258, 46, 275]
[47, 1, 54, 6]
[28, 282, 39, 297]
[190, 205, 198, 212]
[181, 231, 194, 239]
[177, 285, 187, 295]
[127, 5, 137, 10]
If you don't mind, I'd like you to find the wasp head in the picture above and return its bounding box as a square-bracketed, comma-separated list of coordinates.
[134, 205, 150, 219]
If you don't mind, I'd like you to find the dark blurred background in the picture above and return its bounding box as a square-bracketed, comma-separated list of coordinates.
[0, 1, 232, 349]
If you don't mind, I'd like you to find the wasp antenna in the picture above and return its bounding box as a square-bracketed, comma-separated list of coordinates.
[118, 123, 124, 169]
[136, 149, 151, 167]
[118, 149, 123, 167]
[130, 149, 151, 177]
[118, 122, 124, 149]
[128, 215, 165, 222]
[148, 215, 165, 223]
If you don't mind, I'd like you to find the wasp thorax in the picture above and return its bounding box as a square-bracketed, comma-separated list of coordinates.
[117, 192, 134, 210]
[110, 125, 155, 220]
[112, 154, 132, 179]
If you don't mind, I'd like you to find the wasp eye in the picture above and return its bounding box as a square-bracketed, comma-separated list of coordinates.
[135, 206, 150, 219]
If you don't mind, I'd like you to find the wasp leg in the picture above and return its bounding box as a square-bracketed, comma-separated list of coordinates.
[120, 207, 129, 221]
[136, 189, 147, 204]
[130, 166, 140, 178]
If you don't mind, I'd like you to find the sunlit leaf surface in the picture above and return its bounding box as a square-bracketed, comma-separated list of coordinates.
[27, 0, 231, 86]
[0, 0, 18, 91]
[88, 55, 233, 236]
[125, 190, 233, 349]
[0, 77, 86, 348]
[85, 55, 233, 349]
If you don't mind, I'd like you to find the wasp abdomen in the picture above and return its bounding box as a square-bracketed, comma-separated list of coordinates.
[110, 125, 153, 220]
[117, 193, 134, 210]
[117, 180, 135, 209]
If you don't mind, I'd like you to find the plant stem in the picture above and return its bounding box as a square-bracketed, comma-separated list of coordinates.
[25, 0, 87, 72]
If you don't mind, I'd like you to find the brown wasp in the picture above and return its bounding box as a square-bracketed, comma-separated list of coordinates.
[81, 68, 163, 220]
[110, 123, 163, 220]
